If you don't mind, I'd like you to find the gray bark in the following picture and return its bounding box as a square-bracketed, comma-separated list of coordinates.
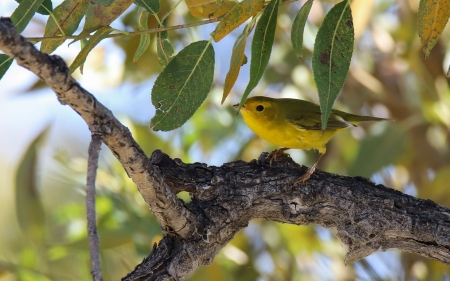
[1, 17, 449, 281]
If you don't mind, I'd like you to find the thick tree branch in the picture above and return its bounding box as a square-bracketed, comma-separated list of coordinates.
[0, 18, 200, 240]
[2, 17, 450, 281]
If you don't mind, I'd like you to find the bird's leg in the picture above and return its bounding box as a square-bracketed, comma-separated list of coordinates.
[267, 148, 290, 166]
[295, 153, 324, 184]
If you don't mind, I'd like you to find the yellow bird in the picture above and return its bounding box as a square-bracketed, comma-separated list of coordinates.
[234, 96, 389, 183]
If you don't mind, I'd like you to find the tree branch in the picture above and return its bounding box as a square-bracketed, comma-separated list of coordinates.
[0, 17, 201, 240]
[2, 17, 450, 281]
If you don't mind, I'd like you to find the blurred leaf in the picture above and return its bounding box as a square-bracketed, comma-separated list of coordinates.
[291, 0, 313, 60]
[83, 0, 134, 33]
[133, 9, 151, 63]
[0, 55, 13, 80]
[348, 126, 406, 177]
[91, 0, 116, 6]
[14, 0, 52, 15]
[135, 0, 160, 14]
[69, 26, 113, 73]
[418, 0, 450, 57]
[312, 0, 354, 130]
[238, 0, 280, 109]
[150, 41, 215, 131]
[211, 0, 264, 42]
[11, 0, 45, 33]
[186, 0, 236, 19]
[15, 129, 48, 243]
[156, 20, 174, 69]
[40, 0, 89, 54]
[222, 24, 251, 104]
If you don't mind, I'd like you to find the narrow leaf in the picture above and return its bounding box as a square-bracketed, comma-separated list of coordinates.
[186, 0, 236, 19]
[133, 9, 151, 63]
[312, 0, 354, 130]
[211, 0, 265, 42]
[0, 55, 14, 80]
[83, 0, 134, 33]
[222, 25, 251, 104]
[291, 0, 313, 59]
[14, 0, 52, 15]
[156, 19, 175, 69]
[150, 41, 215, 131]
[418, 0, 450, 57]
[69, 26, 113, 73]
[11, 0, 45, 33]
[135, 0, 160, 15]
[40, 0, 89, 54]
[15, 129, 48, 242]
[238, 0, 280, 109]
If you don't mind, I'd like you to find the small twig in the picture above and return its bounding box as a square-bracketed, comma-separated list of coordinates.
[86, 134, 103, 281]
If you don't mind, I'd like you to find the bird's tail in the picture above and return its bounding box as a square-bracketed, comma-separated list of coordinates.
[333, 110, 391, 125]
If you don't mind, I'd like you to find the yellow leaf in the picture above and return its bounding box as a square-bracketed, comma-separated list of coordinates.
[222, 25, 250, 104]
[418, 0, 450, 57]
[185, 0, 236, 19]
[211, 0, 264, 42]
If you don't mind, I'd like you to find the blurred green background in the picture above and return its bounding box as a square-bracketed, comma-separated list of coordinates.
[1, 0, 450, 280]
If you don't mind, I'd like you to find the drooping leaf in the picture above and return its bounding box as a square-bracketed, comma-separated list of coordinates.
[135, 0, 160, 15]
[222, 24, 251, 104]
[211, 0, 265, 42]
[418, 0, 450, 58]
[291, 0, 313, 59]
[133, 9, 151, 63]
[0, 55, 13, 80]
[83, 0, 134, 33]
[238, 0, 280, 109]
[186, 0, 236, 19]
[15, 129, 48, 243]
[312, 0, 354, 130]
[40, 0, 89, 54]
[14, 0, 52, 15]
[150, 41, 215, 131]
[90, 0, 116, 6]
[10, 0, 45, 33]
[156, 19, 175, 69]
[69, 26, 113, 73]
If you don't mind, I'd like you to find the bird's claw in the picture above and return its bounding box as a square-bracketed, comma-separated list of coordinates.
[267, 148, 290, 166]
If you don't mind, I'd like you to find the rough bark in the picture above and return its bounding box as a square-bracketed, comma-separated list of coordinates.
[1, 17, 450, 281]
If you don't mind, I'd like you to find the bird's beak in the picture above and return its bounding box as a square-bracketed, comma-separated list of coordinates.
[233, 103, 239, 109]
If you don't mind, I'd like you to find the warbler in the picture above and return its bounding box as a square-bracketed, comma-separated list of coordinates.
[234, 96, 389, 183]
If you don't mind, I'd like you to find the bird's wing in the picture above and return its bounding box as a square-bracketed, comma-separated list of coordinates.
[287, 112, 354, 130]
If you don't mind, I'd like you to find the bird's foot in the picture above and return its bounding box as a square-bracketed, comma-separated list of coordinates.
[294, 167, 316, 184]
[267, 148, 290, 166]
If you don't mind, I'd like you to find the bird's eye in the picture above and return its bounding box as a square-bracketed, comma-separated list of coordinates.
[256, 105, 264, 112]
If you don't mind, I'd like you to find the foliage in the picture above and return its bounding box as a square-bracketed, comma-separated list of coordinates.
[1, 0, 450, 280]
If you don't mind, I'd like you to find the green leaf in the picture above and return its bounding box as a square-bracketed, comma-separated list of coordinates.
[40, 0, 89, 54]
[222, 24, 251, 104]
[0, 55, 14, 80]
[312, 0, 354, 130]
[418, 0, 450, 57]
[11, 0, 45, 33]
[135, 0, 160, 15]
[15, 129, 48, 243]
[291, 0, 313, 59]
[14, 0, 52, 15]
[150, 41, 215, 131]
[211, 0, 265, 42]
[83, 0, 134, 33]
[69, 26, 113, 73]
[133, 9, 151, 63]
[238, 0, 280, 110]
[91, 0, 116, 6]
[156, 19, 174, 69]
